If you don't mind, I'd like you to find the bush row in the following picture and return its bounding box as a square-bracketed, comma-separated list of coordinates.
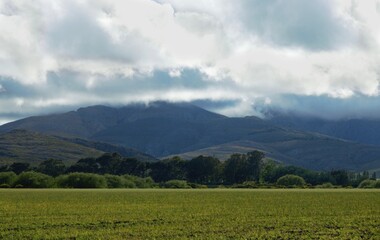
[0, 171, 211, 189]
[0, 172, 156, 189]
[1, 171, 378, 189]
[2, 152, 376, 187]
[358, 179, 380, 188]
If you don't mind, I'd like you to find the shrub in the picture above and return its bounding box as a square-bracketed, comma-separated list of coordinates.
[232, 181, 258, 188]
[56, 173, 107, 188]
[188, 182, 208, 189]
[242, 181, 258, 188]
[315, 182, 335, 188]
[104, 174, 126, 188]
[276, 174, 306, 188]
[15, 171, 54, 188]
[0, 183, 11, 188]
[124, 179, 137, 188]
[136, 177, 156, 188]
[163, 180, 191, 189]
[0, 172, 17, 186]
[123, 175, 156, 188]
[358, 179, 375, 188]
[358, 179, 380, 188]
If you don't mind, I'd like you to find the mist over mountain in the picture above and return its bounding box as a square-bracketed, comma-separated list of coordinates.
[1, 102, 380, 171]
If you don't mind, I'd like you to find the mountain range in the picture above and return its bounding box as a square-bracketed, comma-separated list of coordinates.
[1, 102, 380, 172]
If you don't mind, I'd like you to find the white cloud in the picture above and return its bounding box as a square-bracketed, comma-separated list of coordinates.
[1, 0, 380, 122]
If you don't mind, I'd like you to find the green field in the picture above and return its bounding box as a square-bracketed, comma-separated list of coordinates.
[0, 189, 379, 239]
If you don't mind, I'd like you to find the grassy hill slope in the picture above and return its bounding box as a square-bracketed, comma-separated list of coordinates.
[0, 130, 103, 165]
[0, 130, 156, 165]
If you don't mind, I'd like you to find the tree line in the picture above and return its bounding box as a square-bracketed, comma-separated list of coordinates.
[0, 151, 378, 188]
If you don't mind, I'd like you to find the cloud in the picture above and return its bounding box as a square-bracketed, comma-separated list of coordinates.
[0, 0, 380, 123]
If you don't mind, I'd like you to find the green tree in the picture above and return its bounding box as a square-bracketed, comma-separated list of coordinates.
[260, 160, 277, 183]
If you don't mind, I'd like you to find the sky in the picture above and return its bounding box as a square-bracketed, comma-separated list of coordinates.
[1, 0, 380, 124]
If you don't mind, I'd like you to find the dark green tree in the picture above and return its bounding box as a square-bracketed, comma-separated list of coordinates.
[96, 153, 124, 174]
[37, 159, 66, 176]
[150, 156, 187, 182]
[9, 162, 30, 174]
[223, 151, 265, 184]
[223, 153, 249, 184]
[118, 158, 148, 177]
[329, 170, 349, 186]
[0, 165, 9, 172]
[370, 172, 377, 180]
[186, 155, 221, 184]
[67, 157, 99, 173]
[246, 151, 265, 182]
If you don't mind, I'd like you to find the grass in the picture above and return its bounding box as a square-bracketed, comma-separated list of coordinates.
[0, 189, 379, 239]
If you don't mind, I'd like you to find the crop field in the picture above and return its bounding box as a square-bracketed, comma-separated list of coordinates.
[0, 189, 379, 239]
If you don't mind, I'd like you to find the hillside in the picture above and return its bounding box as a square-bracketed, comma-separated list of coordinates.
[268, 115, 380, 146]
[0, 130, 156, 165]
[0, 130, 103, 165]
[1, 102, 380, 171]
[170, 139, 380, 171]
